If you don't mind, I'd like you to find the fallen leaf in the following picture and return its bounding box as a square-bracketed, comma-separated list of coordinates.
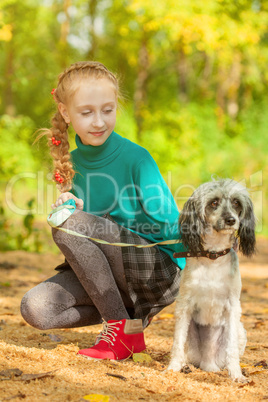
[2, 391, 26, 400]
[101, 361, 118, 369]
[106, 363, 118, 369]
[253, 321, 265, 329]
[0, 262, 16, 269]
[157, 313, 174, 320]
[0, 369, 23, 378]
[105, 373, 127, 381]
[144, 389, 156, 394]
[0, 282, 11, 287]
[20, 370, 57, 381]
[133, 353, 152, 364]
[250, 371, 263, 375]
[254, 360, 267, 367]
[82, 394, 110, 401]
[0, 313, 14, 316]
[48, 334, 62, 342]
[239, 380, 255, 388]
[166, 386, 176, 392]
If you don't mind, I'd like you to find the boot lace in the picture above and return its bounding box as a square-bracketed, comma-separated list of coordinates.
[96, 320, 122, 346]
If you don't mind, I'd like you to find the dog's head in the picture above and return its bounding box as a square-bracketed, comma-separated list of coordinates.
[179, 179, 256, 256]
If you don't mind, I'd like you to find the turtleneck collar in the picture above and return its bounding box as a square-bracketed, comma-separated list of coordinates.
[73, 131, 125, 168]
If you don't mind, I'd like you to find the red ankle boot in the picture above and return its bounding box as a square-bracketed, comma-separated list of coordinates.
[78, 319, 146, 360]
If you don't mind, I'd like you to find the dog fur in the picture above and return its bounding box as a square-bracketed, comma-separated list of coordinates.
[167, 179, 256, 382]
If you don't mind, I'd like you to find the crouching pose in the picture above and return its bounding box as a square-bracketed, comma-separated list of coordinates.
[20, 61, 186, 360]
[167, 179, 256, 382]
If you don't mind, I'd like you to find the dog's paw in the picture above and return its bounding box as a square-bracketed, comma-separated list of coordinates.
[166, 362, 183, 372]
[229, 367, 248, 383]
[200, 361, 220, 373]
[232, 374, 249, 383]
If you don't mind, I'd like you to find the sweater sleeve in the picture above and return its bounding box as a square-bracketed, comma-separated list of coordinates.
[134, 150, 180, 241]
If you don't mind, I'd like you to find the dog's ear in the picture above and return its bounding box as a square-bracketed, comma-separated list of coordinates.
[179, 196, 204, 253]
[237, 198, 256, 257]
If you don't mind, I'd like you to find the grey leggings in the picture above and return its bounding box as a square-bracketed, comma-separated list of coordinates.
[20, 211, 137, 330]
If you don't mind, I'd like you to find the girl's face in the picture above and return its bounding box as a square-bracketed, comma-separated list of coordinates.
[59, 78, 117, 146]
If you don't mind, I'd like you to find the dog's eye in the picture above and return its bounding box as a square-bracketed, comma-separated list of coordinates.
[232, 199, 241, 208]
[210, 200, 219, 208]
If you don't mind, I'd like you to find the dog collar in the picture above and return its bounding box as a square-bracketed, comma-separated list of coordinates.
[173, 248, 231, 260]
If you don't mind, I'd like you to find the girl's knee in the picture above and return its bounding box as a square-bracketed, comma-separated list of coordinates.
[20, 287, 54, 330]
[52, 210, 97, 243]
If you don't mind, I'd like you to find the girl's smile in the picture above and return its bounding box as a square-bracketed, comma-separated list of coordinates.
[90, 131, 106, 136]
[59, 78, 117, 146]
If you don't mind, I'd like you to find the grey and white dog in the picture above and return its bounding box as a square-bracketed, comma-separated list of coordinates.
[167, 179, 256, 382]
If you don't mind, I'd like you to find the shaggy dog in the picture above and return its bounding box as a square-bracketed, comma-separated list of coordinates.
[167, 179, 256, 382]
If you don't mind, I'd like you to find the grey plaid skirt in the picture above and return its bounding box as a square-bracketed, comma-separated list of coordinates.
[119, 225, 181, 327]
[55, 214, 181, 328]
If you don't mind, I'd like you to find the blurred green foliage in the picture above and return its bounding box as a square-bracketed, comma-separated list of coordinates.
[0, 0, 267, 251]
[0, 198, 56, 252]
[0, 115, 38, 175]
[1, 199, 37, 251]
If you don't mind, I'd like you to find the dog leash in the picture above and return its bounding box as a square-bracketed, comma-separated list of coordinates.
[47, 201, 231, 258]
[47, 200, 182, 249]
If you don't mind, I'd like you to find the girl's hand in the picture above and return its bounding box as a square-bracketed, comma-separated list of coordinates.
[51, 192, 84, 210]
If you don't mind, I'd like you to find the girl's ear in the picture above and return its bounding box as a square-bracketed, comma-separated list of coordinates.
[58, 103, 71, 124]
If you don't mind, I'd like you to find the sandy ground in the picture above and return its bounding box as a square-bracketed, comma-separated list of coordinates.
[0, 238, 267, 402]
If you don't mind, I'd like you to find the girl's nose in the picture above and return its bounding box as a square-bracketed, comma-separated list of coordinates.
[92, 113, 104, 128]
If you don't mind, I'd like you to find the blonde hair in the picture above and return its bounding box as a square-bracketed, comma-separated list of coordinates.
[42, 61, 119, 192]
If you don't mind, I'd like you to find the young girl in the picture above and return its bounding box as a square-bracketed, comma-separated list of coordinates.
[21, 61, 186, 361]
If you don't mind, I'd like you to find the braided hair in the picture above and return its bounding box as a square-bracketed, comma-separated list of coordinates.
[44, 61, 119, 192]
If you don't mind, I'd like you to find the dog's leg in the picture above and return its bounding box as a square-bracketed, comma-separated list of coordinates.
[215, 320, 247, 371]
[238, 321, 247, 356]
[225, 300, 247, 382]
[215, 325, 227, 370]
[198, 325, 222, 372]
[167, 305, 192, 372]
[186, 319, 201, 367]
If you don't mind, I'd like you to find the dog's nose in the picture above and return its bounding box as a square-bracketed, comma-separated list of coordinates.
[225, 216, 236, 226]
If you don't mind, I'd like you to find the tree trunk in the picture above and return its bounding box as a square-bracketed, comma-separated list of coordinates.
[199, 51, 214, 98]
[87, 0, 98, 60]
[176, 46, 188, 103]
[216, 53, 242, 126]
[226, 54, 241, 119]
[3, 41, 15, 116]
[133, 35, 149, 141]
[58, 0, 71, 69]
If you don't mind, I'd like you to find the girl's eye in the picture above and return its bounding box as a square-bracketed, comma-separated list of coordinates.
[103, 109, 113, 113]
[81, 111, 92, 116]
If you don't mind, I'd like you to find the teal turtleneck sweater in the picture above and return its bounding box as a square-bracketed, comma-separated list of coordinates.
[71, 131, 186, 269]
